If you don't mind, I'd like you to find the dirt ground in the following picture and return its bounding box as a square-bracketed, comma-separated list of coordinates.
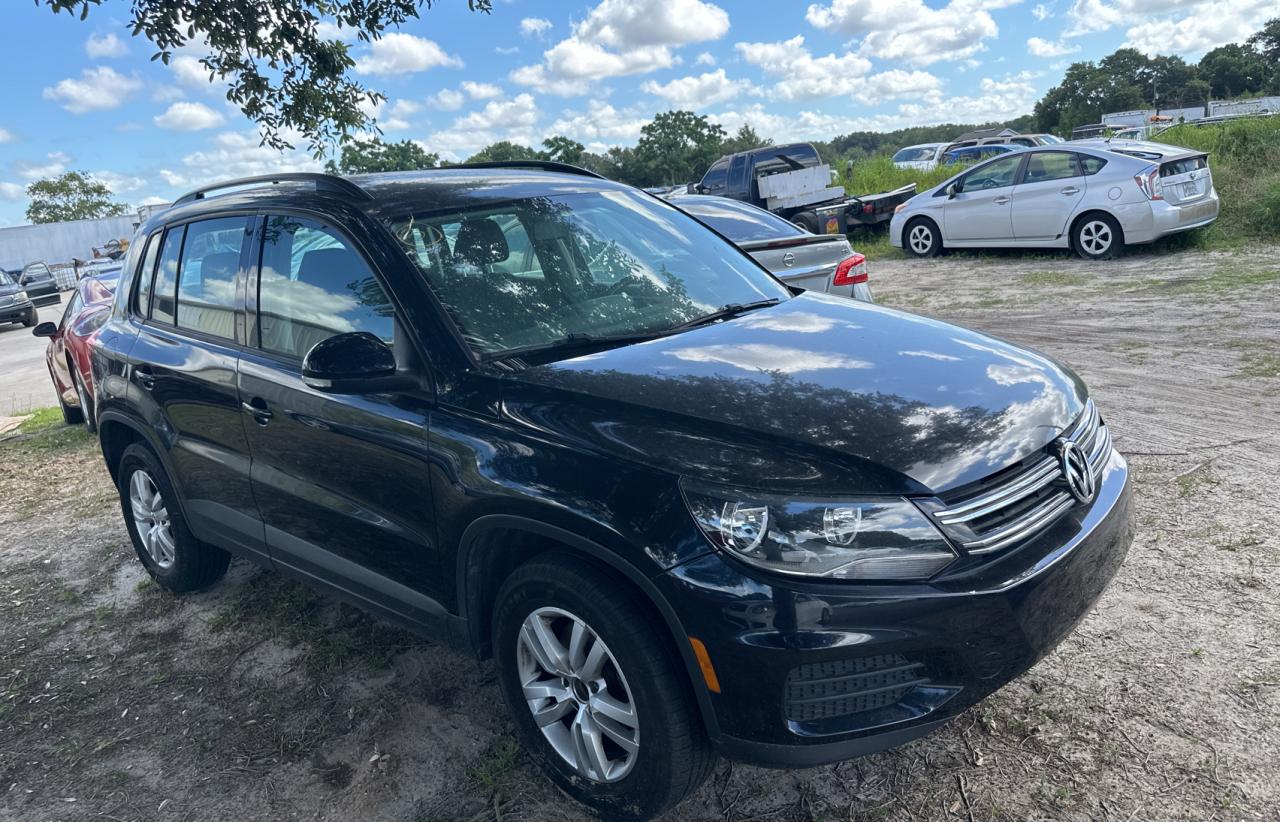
[1, 245, 1277, 822]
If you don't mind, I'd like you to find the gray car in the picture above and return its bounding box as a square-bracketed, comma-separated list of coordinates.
[890, 141, 1219, 260]
[669, 194, 873, 302]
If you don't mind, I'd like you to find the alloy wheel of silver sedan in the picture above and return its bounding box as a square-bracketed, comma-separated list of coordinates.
[1078, 219, 1113, 256]
[129, 469, 176, 568]
[517, 606, 640, 783]
[908, 223, 935, 255]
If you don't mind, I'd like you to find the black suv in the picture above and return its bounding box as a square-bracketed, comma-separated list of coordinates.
[91, 166, 1133, 820]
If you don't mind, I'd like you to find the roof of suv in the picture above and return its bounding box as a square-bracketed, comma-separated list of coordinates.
[146, 166, 632, 234]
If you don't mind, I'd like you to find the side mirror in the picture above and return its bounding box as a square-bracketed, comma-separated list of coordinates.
[302, 332, 416, 394]
[32, 321, 58, 338]
[946, 182, 961, 198]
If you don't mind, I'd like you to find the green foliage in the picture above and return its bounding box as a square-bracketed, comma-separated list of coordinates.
[836, 155, 956, 199]
[1199, 44, 1270, 97]
[324, 138, 438, 174]
[541, 135, 586, 165]
[25, 171, 129, 224]
[39, 0, 493, 155]
[633, 110, 727, 186]
[464, 140, 543, 163]
[720, 124, 772, 156]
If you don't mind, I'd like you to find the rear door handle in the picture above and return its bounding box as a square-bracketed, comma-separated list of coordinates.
[242, 397, 273, 425]
[1060, 186, 1080, 195]
[135, 365, 155, 390]
[993, 196, 1011, 205]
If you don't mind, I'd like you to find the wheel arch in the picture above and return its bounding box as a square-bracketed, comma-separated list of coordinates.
[1070, 209, 1125, 248]
[904, 214, 943, 253]
[456, 514, 721, 740]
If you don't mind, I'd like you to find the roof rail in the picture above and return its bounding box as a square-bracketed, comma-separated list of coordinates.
[172, 173, 373, 206]
[455, 160, 606, 179]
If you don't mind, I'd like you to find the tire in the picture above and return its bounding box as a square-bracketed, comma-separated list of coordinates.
[22, 311, 36, 328]
[1072, 213, 1122, 260]
[52, 365, 84, 426]
[493, 556, 714, 820]
[791, 211, 820, 233]
[117, 442, 230, 593]
[904, 217, 943, 257]
[71, 363, 96, 434]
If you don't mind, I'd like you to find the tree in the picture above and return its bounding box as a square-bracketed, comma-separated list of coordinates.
[1247, 17, 1280, 62]
[26, 171, 129, 224]
[720, 124, 771, 156]
[40, 0, 492, 154]
[633, 110, 726, 186]
[324, 138, 438, 174]
[465, 141, 542, 163]
[1199, 44, 1267, 97]
[541, 136, 586, 165]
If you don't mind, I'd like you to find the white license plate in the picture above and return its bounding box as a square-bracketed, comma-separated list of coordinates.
[1182, 181, 1199, 197]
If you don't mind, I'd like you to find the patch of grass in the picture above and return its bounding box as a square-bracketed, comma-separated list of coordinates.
[18, 406, 65, 433]
[1225, 341, 1280, 379]
[466, 738, 525, 790]
[1175, 464, 1219, 498]
[3, 406, 94, 454]
[1168, 265, 1280, 295]
[1021, 270, 1091, 287]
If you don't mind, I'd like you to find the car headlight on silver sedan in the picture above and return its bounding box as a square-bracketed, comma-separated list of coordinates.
[681, 480, 957, 580]
[16, 290, 28, 301]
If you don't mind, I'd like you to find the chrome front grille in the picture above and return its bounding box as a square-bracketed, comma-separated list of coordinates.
[932, 400, 1111, 555]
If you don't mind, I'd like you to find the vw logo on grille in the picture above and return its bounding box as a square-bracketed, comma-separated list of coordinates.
[782, 252, 796, 267]
[1056, 439, 1096, 504]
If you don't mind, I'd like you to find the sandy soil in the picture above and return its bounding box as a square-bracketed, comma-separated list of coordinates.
[1, 246, 1277, 822]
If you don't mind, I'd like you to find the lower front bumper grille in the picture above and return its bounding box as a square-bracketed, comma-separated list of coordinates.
[784, 654, 930, 722]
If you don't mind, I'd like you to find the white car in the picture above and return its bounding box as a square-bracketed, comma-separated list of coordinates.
[891, 142, 947, 170]
[889, 141, 1219, 260]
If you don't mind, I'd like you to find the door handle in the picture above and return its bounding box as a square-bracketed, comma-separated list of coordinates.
[993, 196, 1011, 205]
[1060, 186, 1080, 195]
[135, 365, 155, 390]
[242, 398, 273, 425]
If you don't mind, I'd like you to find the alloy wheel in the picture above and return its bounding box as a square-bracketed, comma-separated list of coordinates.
[908, 224, 934, 255]
[1079, 220, 1112, 255]
[517, 606, 640, 783]
[129, 470, 175, 568]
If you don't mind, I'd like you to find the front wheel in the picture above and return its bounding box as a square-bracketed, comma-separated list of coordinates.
[22, 311, 36, 328]
[493, 556, 714, 820]
[1073, 213, 1122, 260]
[71, 363, 96, 433]
[904, 217, 943, 257]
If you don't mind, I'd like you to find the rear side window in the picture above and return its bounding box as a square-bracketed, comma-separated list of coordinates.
[176, 217, 246, 340]
[1079, 155, 1108, 176]
[1021, 151, 1079, 183]
[257, 216, 394, 359]
[133, 232, 161, 316]
[727, 155, 748, 191]
[151, 227, 184, 325]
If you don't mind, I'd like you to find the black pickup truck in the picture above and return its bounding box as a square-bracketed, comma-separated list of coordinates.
[691, 142, 916, 234]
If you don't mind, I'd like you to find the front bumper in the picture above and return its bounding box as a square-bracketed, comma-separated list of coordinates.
[661, 449, 1133, 767]
[0, 300, 36, 323]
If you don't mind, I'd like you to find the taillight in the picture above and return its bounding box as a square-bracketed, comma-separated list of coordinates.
[1134, 167, 1163, 200]
[833, 253, 868, 286]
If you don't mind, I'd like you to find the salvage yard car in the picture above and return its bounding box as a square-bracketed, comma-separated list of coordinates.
[892, 142, 947, 170]
[32, 272, 118, 430]
[92, 164, 1134, 820]
[668, 193, 873, 302]
[0, 270, 38, 327]
[891, 141, 1218, 260]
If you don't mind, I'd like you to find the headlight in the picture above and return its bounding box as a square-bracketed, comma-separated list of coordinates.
[16, 291, 28, 301]
[682, 480, 956, 580]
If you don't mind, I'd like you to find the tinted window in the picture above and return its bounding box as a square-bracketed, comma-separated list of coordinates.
[60, 290, 84, 328]
[1022, 151, 1079, 183]
[176, 217, 245, 340]
[1080, 155, 1108, 175]
[893, 146, 936, 162]
[960, 154, 1023, 191]
[388, 189, 789, 357]
[151, 227, 184, 324]
[701, 159, 729, 192]
[133, 232, 161, 317]
[1009, 138, 1035, 147]
[727, 156, 748, 192]
[675, 197, 804, 243]
[258, 216, 394, 359]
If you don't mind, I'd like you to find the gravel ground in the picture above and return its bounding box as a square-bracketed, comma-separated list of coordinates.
[1, 246, 1277, 822]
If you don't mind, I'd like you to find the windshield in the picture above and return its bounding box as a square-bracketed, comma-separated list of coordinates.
[674, 197, 804, 243]
[388, 189, 790, 357]
[893, 146, 936, 162]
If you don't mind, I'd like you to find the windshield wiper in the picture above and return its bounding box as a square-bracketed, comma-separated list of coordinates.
[667, 298, 782, 332]
[483, 331, 667, 363]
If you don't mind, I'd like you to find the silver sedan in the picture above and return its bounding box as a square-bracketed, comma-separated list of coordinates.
[890, 141, 1219, 260]
[668, 194, 873, 301]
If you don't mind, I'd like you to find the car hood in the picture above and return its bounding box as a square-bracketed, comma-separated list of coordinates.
[0, 280, 22, 297]
[502, 293, 1087, 496]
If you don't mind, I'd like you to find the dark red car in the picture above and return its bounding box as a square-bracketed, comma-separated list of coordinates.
[32, 272, 118, 430]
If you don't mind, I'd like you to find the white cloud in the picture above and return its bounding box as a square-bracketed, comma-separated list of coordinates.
[430, 89, 466, 111]
[159, 169, 188, 187]
[0, 128, 14, 144]
[154, 101, 225, 131]
[138, 195, 171, 207]
[426, 94, 542, 156]
[379, 99, 422, 131]
[43, 67, 141, 113]
[170, 53, 214, 87]
[93, 170, 148, 194]
[520, 17, 553, 37]
[85, 32, 128, 58]
[804, 0, 1005, 65]
[1118, 0, 1274, 55]
[735, 36, 873, 101]
[549, 101, 651, 144]
[0, 182, 25, 201]
[695, 51, 716, 66]
[641, 69, 757, 109]
[181, 130, 322, 181]
[15, 152, 71, 181]
[462, 81, 503, 100]
[513, 0, 730, 95]
[496, 45, 520, 55]
[855, 69, 945, 104]
[1032, 2, 1054, 20]
[355, 33, 462, 75]
[1027, 36, 1080, 57]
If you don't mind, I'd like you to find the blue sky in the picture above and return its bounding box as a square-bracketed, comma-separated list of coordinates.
[0, 0, 1273, 225]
